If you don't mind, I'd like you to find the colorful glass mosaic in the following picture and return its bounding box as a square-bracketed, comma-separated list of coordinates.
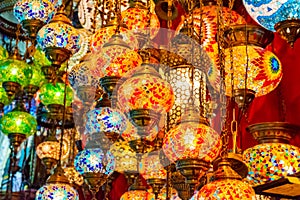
[243, 0, 300, 31]
[35, 183, 79, 200]
[121, 7, 160, 39]
[243, 143, 300, 186]
[64, 166, 84, 186]
[39, 82, 74, 106]
[117, 65, 175, 113]
[0, 111, 37, 136]
[91, 26, 139, 52]
[36, 141, 60, 160]
[78, 0, 102, 31]
[85, 107, 127, 135]
[208, 45, 282, 97]
[0, 59, 32, 87]
[140, 150, 167, 180]
[14, 0, 55, 24]
[37, 17, 81, 55]
[193, 179, 256, 200]
[74, 148, 115, 175]
[109, 141, 137, 173]
[163, 111, 221, 163]
[176, 6, 246, 56]
[120, 190, 155, 200]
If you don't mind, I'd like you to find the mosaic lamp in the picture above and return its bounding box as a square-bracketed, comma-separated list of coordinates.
[35, 166, 79, 200]
[121, 0, 160, 48]
[140, 150, 167, 198]
[0, 109, 37, 151]
[243, 122, 300, 186]
[117, 63, 174, 139]
[193, 160, 256, 200]
[243, 0, 300, 46]
[0, 56, 32, 98]
[36, 133, 60, 174]
[13, 0, 55, 39]
[36, 6, 81, 68]
[74, 139, 115, 199]
[163, 106, 221, 195]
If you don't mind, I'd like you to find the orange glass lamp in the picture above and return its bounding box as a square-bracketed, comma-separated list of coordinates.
[193, 160, 256, 200]
[243, 122, 300, 191]
[120, 190, 155, 200]
[140, 150, 167, 198]
[121, 0, 160, 48]
[117, 63, 174, 143]
[163, 106, 221, 195]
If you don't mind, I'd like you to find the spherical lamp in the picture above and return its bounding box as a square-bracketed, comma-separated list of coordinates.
[243, 0, 300, 46]
[13, 0, 55, 39]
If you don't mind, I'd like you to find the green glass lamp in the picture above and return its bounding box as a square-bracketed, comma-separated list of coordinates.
[0, 45, 9, 61]
[24, 63, 46, 99]
[39, 82, 74, 107]
[0, 57, 32, 97]
[0, 87, 12, 112]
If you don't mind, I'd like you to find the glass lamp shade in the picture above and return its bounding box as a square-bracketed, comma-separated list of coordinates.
[74, 148, 115, 176]
[78, 0, 102, 31]
[120, 190, 155, 200]
[140, 150, 167, 180]
[193, 179, 255, 200]
[64, 166, 84, 186]
[109, 141, 137, 173]
[36, 16, 81, 55]
[0, 45, 9, 61]
[97, 37, 143, 78]
[0, 59, 32, 87]
[0, 110, 37, 136]
[121, 7, 160, 39]
[117, 65, 175, 114]
[243, 0, 300, 32]
[90, 26, 139, 52]
[13, 0, 55, 24]
[38, 82, 74, 106]
[163, 111, 221, 163]
[35, 183, 79, 200]
[85, 107, 127, 135]
[243, 143, 300, 186]
[208, 45, 283, 97]
[176, 6, 246, 53]
[0, 87, 12, 106]
[36, 140, 60, 160]
[33, 46, 52, 66]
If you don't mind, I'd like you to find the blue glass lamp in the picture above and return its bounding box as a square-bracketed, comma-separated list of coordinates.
[243, 0, 300, 46]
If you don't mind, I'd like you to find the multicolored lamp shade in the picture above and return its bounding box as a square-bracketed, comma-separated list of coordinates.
[121, 7, 160, 40]
[176, 5, 246, 55]
[35, 183, 79, 200]
[64, 166, 84, 186]
[0, 110, 37, 137]
[97, 36, 143, 78]
[243, 143, 300, 186]
[36, 140, 60, 161]
[36, 11, 81, 55]
[120, 190, 155, 200]
[163, 109, 221, 163]
[85, 107, 127, 135]
[13, 0, 55, 24]
[208, 45, 283, 97]
[90, 26, 139, 52]
[74, 147, 115, 176]
[0, 58, 32, 87]
[243, 0, 300, 32]
[38, 82, 74, 106]
[117, 65, 175, 114]
[192, 179, 256, 200]
[109, 141, 137, 173]
[140, 150, 167, 180]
